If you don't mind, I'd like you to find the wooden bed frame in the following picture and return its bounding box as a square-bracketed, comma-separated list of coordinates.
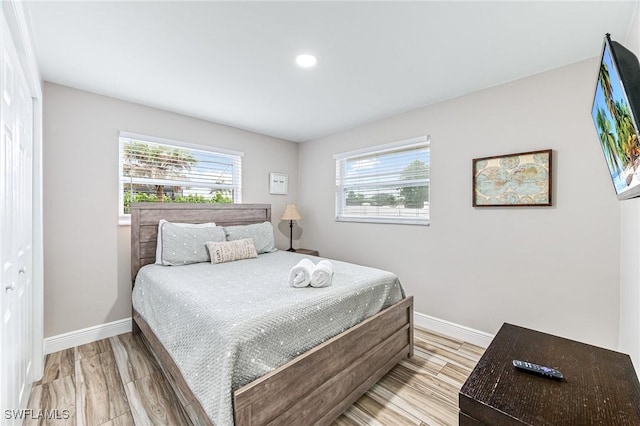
[130, 202, 414, 425]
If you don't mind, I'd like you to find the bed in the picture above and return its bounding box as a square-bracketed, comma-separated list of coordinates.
[130, 203, 414, 425]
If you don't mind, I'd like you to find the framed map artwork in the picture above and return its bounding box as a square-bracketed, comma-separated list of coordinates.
[472, 149, 552, 207]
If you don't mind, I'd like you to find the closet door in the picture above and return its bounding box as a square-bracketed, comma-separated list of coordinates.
[1, 11, 34, 421]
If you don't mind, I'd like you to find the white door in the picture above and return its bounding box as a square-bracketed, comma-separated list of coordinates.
[1, 10, 34, 422]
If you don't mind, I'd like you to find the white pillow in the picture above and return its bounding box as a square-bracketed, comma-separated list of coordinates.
[155, 219, 218, 265]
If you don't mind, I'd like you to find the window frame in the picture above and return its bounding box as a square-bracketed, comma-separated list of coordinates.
[118, 131, 243, 225]
[334, 135, 430, 226]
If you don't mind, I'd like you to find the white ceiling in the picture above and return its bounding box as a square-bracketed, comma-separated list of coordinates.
[27, 1, 638, 142]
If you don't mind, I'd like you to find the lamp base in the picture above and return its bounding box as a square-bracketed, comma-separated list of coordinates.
[287, 220, 296, 253]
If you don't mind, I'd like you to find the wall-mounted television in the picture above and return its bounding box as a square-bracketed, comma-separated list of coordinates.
[592, 34, 640, 200]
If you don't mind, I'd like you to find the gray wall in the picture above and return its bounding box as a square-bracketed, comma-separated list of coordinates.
[619, 6, 640, 370]
[298, 59, 621, 349]
[43, 82, 299, 337]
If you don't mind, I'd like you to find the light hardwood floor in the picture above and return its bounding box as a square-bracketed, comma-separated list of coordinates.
[25, 326, 483, 426]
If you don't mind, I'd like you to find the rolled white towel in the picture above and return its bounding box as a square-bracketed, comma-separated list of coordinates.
[311, 260, 334, 288]
[288, 259, 314, 287]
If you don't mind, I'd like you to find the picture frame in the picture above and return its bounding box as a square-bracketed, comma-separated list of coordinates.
[269, 172, 288, 195]
[472, 149, 552, 207]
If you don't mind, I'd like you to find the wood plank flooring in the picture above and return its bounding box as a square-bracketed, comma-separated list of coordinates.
[25, 326, 483, 425]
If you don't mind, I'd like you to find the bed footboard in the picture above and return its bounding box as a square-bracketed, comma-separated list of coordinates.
[233, 296, 414, 426]
[134, 296, 413, 426]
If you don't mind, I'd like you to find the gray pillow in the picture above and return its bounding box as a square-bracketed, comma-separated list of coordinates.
[155, 220, 217, 265]
[160, 221, 226, 265]
[224, 221, 277, 254]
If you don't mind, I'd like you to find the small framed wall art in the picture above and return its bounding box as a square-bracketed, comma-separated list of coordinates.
[269, 172, 288, 195]
[472, 149, 552, 207]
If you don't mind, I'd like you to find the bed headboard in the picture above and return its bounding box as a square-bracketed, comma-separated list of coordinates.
[130, 202, 272, 284]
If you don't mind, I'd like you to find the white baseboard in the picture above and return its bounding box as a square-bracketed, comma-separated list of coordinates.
[414, 311, 494, 348]
[43, 314, 490, 354]
[44, 318, 132, 354]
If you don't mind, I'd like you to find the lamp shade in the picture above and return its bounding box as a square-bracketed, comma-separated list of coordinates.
[281, 203, 302, 221]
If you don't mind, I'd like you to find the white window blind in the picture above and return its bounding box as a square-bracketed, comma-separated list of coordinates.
[118, 132, 243, 223]
[334, 136, 430, 225]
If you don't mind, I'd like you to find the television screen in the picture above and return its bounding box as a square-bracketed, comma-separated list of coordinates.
[592, 34, 640, 200]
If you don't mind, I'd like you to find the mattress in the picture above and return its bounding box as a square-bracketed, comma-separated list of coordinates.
[132, 251, 405, 425]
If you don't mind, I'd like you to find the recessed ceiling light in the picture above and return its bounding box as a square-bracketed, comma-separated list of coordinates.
[296, 54, 317, 68]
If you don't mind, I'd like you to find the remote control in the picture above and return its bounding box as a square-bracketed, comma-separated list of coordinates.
[512, 360, 563, 380]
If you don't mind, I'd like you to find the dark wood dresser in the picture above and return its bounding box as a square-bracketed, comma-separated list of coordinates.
[459, 323, 640, 425]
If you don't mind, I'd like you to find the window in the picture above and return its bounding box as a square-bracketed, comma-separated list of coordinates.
[334, 136, 430, 225]
[118, 132, 243, 224]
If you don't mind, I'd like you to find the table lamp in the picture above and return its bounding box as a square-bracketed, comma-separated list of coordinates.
[281, 204, 301, 252]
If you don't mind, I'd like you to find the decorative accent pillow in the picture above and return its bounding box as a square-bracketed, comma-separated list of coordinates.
[206, 239, 258, 264]
[224, 221, 277, 254]
[156, 220, 226, 266]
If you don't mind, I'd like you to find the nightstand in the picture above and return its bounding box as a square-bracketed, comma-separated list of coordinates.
[294, 248, 319, 256]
